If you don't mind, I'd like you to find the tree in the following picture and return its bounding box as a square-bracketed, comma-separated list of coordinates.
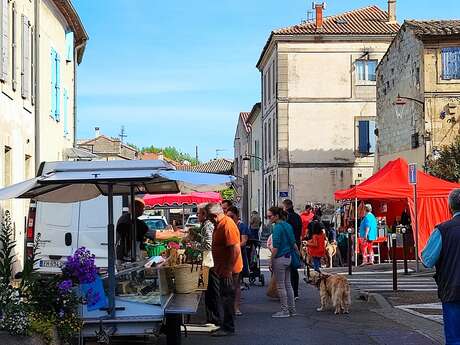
[426, 136, 460, 182]
[141, 145, 199, 165]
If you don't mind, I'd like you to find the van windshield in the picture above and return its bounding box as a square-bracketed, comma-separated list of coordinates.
[144, 219, 167, 230]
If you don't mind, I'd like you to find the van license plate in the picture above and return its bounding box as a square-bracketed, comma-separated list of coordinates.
[39, 260, 64, 268]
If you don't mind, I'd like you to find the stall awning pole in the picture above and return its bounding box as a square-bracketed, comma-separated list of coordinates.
[355, 197, 358, 267]
[130, 185, 137, 262]
[107, 184, 116, 318]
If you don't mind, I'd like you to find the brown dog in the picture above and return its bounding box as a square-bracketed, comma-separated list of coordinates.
[310, 271, 351, 314]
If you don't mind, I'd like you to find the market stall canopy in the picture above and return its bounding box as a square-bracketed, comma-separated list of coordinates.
[334, 158, 460, 255]
[143, 192, 222, 207]
[334, 158, 460, 200]
[0, 160, 235, 203]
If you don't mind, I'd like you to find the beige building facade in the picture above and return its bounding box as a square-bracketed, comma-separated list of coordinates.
[256, 4, 399, 213]
[376, 20, 460, 169]
[0, 0, 87, 267]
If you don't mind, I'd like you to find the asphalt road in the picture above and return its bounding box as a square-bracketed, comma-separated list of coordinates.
[156, 269, 439, 345]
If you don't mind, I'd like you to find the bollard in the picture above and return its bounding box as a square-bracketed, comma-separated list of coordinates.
[392, 233, 398, 291]
[347, 228, 353, 276]
[401, 227, 409, 275]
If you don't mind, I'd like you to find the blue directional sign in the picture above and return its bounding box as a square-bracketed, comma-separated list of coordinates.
[409, 163, 417, 185]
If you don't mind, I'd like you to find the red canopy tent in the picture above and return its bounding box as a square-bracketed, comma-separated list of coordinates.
[143, 191, 222, 207]
[335, 158, 460, 256]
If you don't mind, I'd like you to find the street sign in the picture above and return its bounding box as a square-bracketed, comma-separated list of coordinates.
[408, 163, 417, 185]
[279, 191, 289, 198]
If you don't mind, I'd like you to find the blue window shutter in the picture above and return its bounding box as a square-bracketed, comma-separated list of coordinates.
[55, 52, 60, 121]
[65, 31, 74, 62]
[369, 120, 376, 154]
[50, 49, 56, 118]
[63, 88, 68, 136]
[358, 120, 370, 153]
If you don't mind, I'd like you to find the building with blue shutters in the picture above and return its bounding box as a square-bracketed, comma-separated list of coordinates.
[376, 20, 460, 170]
[0, 0, 87, 269]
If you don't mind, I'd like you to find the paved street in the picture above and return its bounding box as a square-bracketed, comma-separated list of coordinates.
[154, 264, 443, 345]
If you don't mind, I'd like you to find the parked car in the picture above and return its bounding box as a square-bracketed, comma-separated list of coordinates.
[185, 214, 200, 228]
[26, 195, 123, 274]
[138, 215, 170, 238]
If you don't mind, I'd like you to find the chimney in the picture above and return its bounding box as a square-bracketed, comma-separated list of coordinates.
[313, 2, 326, 29]
[95, 127, 100, 137]
[388, 0, 396, 23]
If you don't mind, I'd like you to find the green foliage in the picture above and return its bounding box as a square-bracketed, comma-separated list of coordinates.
[427, 136, 460, 182]
[220, 188, 235, 201]
[142, 145, 199, 165]
[0, 211, 16, 285]
[20, 233, 41, 293]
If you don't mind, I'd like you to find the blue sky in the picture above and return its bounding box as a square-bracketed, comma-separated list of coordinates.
[73, 0, 458, 162]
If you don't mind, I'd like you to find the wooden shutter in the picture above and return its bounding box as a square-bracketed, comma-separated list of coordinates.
[65, 31, 74, 62]
[55, 52, 61, 121]
[51, 49, 56, 118]
[0, 0, 8, 82]
[11, 2, 16, 90]
[369, 120, 376, 154]
[21, 15, 30, 99]
[63, 88, 68, 136]
[358, 120, 370, 154]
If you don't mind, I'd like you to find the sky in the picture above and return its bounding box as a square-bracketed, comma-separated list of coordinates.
[73, 0, 459, 162]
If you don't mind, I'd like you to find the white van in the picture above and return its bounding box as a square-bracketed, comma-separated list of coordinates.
[25, 195, 123, 274]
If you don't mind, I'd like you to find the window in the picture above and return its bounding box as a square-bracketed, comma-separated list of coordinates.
[263, 123, 267, 164]
[0, 0, 9, 82]
[268, 119, 272, 162]
[11, 2, 16, 90]
[21, 14, 30, 99]
[51, 48, 61, 121]
[355, 60, 377, 82]
[63, 88, 69, 137]
[253, 140, 260, 171]
[442, 47, 460, 80]
[357, 120, 376, 154]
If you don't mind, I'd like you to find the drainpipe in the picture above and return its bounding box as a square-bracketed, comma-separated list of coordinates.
[34, 0, 40, 173]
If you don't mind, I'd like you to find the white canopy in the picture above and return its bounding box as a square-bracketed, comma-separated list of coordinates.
[0, 160, 235, 203]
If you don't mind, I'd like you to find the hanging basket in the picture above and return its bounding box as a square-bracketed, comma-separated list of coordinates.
[173, 264, 201, 293]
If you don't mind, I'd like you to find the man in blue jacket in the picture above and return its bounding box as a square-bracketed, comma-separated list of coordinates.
[422, 189, 460, 345]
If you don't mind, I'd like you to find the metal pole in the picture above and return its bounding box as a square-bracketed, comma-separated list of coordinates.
[130, 185, 137, 262]
[414, 184, 420, 273]
[354, 198, 358, 267]
[107, 184, 116, 318]
[402, 227, 408, 275]
[392, 233, 397, 291]
[347, 228, 353, 275]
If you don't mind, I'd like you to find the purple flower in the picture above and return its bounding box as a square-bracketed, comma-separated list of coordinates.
[57, 279, 73, 294]
[62, 247, 99, 284]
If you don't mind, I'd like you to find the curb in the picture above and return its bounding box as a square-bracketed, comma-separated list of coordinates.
[365, 292, 444, 344]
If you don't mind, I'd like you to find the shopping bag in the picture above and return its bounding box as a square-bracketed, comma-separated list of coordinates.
[266, 274, 279, 299]
[80, 275, 108, 312]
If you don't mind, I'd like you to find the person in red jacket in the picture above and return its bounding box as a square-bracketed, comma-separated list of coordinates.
[306, 221, 326, 272]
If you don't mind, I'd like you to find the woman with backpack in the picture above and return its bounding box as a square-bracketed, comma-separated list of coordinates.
[267, 206, 300, 318]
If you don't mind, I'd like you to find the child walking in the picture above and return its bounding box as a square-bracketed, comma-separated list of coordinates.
[306, 222, 326, 272]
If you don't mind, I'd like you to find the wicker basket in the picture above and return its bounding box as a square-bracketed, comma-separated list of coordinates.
[159, 266, 174, 295]
[173, 264, 201, 293]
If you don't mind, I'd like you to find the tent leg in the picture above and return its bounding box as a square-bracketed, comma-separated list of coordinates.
[355, 198, 358, 267]
[130, 185, 137, 262]
[107, 184, 116, 318]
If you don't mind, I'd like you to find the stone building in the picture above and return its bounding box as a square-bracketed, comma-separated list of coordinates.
[0, 0, 87, 267]
[256, 2, 399, 213]
[78, 128, 138, 160]
[376, 20, 460, 169]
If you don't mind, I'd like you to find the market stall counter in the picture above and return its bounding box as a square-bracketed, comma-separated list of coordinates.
[0, 160, 234, 345]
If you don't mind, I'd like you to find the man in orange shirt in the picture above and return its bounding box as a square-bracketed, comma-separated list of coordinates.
[206, 202, 242, 337]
